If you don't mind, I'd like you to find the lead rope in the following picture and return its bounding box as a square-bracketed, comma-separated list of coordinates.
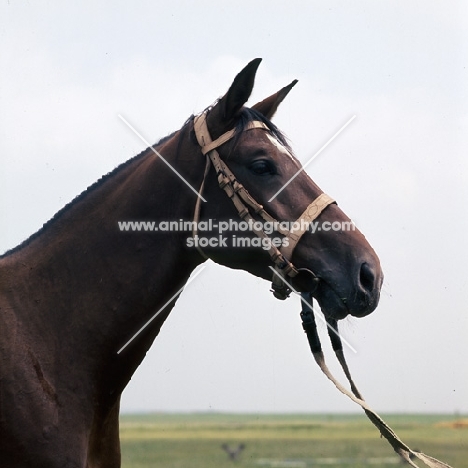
[300, 292, 453, 468]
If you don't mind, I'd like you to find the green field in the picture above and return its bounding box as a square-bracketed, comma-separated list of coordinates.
[119, 413, 467, 467]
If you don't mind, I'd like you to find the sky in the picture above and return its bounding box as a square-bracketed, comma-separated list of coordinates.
[1, 1, 467, 415]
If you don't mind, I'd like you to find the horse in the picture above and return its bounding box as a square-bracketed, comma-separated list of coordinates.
[0, 58, 383, 467]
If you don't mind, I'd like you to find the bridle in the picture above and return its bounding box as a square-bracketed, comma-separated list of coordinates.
[192, 111, 335, 300]
[192, 111, 452, 468]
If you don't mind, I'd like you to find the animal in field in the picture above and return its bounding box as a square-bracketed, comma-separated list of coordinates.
[221, 443, 245, 461]
[0, 58, 382, 467]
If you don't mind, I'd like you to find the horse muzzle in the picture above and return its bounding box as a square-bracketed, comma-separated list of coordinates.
[279, 255, 383, 320]
[312, 261, 383, 320]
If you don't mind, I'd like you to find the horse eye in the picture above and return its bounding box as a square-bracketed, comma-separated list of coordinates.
[249, 159, 276, 176]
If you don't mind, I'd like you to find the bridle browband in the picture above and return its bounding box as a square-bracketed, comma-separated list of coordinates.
[193, 111, 335, 300]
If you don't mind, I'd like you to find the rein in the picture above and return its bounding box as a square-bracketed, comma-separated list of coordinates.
[193, 111, 334, 300]
[300, 293, 453, 468]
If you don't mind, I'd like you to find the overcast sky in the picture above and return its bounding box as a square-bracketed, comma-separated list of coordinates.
[1, 1, 467, 415]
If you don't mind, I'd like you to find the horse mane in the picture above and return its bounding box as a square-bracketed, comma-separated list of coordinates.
[1, 106, 288, 259]
[0, 131, 178, 258]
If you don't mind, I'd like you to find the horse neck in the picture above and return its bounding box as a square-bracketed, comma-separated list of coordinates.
[3, 130, 205, 382]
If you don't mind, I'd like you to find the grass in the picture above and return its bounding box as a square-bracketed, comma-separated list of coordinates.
[119, 413, 467, 468]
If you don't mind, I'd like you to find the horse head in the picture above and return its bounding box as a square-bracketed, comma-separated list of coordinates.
[185, 58, 383, 320]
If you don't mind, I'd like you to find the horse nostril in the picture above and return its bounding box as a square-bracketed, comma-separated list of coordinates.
[359, 262, 376, 293]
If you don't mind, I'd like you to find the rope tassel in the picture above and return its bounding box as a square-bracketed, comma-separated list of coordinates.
[300, 293, 453, 468]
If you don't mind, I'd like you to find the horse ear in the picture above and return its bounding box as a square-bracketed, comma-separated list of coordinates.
[252, 79, 298, 119]
[207, 58, 262, 136]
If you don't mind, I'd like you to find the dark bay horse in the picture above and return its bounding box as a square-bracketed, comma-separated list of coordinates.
[0, 59, 382, 467]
